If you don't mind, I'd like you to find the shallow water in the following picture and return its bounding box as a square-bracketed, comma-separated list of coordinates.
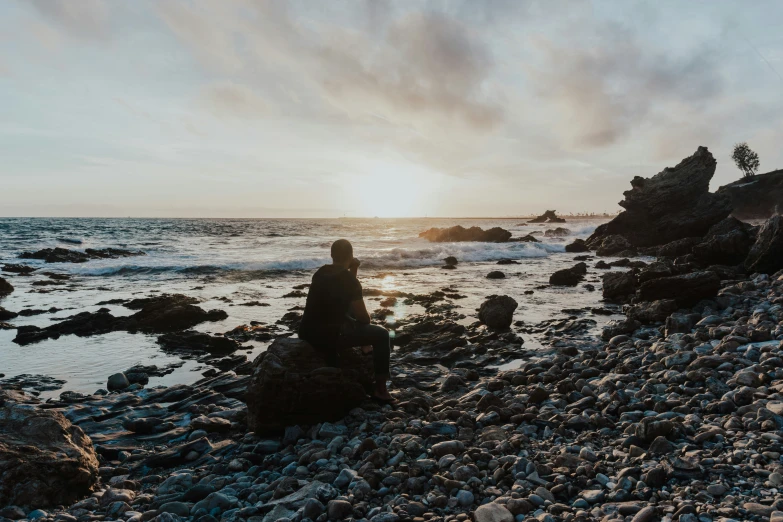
[0, 217, 625, 397]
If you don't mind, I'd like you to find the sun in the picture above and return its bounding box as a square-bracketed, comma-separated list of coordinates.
[352, 166, 439, 217]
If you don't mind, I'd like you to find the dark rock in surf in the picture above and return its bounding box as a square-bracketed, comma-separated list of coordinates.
[443, 256, 458, 266]
[586, 147, 731, 248]
[637, 271, 720, 306]
[478, 295, 518, 330]
[19, 247, 146, 264]
[12, 294, 227, 345]
[744, 216, 783, 275]
[549, 263, 587, 286]
[419, 226, 512, 243]
[496, 259, 520, 265]
[158, 331, 240, 355]
[565, 239, 589, 253]
[0, 277, 13, 295]
[246, 338, 373, 433]
[1, 264, 36, 274]
[544, 227, 570, 237]
[0, 391, 99, 508]
[486, 271, 506, 279]
[529, 210, 566, 223]
[510, 234, 540, 243]
[0, 306, 17, 320]
[124, 294, 228, 333]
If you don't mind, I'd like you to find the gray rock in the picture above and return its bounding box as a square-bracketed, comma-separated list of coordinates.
[107, 373, 130, 391]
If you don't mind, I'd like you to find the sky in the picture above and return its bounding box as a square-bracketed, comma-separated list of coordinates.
[1, 0, 782, 218]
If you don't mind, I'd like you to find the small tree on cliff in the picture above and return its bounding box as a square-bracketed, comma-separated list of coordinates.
[732, 142, 760, 179]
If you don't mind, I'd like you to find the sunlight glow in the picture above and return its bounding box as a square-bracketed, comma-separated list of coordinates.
[352, 166, 440, 217]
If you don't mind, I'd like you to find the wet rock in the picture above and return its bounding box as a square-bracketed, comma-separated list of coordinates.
[419, 226, 512, 243]
[544, 227, 570, 237]
[157, 331, 239, 355]
[2, 263, 36, 274]
[0, 277, 13, 295]
[744, 215, 783, 275]
[0, 306, 18, 320]
[549, 262, 587, 286]
[478, 295, 518, 330]
[565, 239, 589, 253]
[19, 247, 145, 263]
[107, 373, 130, 391]
[0, 391, 99, 508]
[586, 147, 731, 248]
[486, 271, 505, 279]
[13, 294, 227, 345]
[246, 338, 373, 433]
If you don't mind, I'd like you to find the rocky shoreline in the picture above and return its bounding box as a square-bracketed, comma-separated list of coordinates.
[2, 147, 783, 522]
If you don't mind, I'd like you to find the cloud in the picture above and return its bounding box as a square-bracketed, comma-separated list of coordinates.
[155, 1, 502, 132]
[28, 0, 109, 40]
[199, 82, 269, 118]
[529, 23, 724, 149]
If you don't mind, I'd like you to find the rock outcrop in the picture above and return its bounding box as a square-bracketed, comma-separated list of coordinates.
[637, 271, 721, 306]
[246, 338, 373, 433]
[692, 217, 758, 266]
[419, 226, 512, 243]
[0, 391, 99, 508]
[528, 210, 565, 223]
[549, 263, 587, 286]
[717, 169, 783, 220]
[13, 294, 227, 345]
[587, 147, 732, 248]
[19, 247, 145, 263]
[565, 239, 589, 253]
[478, 295, 518, 329]
[744, 216, 783, 275]
[0, 276, 13, 295]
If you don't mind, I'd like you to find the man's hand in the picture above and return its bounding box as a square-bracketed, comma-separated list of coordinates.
[349, 257, 361, 277]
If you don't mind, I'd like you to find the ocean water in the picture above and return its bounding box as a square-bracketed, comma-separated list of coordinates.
[0, 217, 620, 397]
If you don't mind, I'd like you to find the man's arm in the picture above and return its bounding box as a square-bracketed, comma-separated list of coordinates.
[349, 299, 371, 324]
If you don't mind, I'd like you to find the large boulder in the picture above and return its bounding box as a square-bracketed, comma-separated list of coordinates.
[246, 338, 373, 433]
[419, 226, 511, 243]
[565, 239, 589, 253]
[744, 216, 783, 275]
[637, 271, 720, 306]
[0, 276, 13, 295]
[0, 392, 99, 508]
[602, 271, 636, 301]
[717, 169, 783, 220]
[549, 262, 587, 286]
[692, 217, 757, 266]
[587, 147, 732, 248]
[478, 295, 518, 329]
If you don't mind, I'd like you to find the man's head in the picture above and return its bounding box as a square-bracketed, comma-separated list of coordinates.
[331, 239, 353, 265]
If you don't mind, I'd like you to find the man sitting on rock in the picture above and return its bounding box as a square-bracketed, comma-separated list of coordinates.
[299, 239, 395, 403]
